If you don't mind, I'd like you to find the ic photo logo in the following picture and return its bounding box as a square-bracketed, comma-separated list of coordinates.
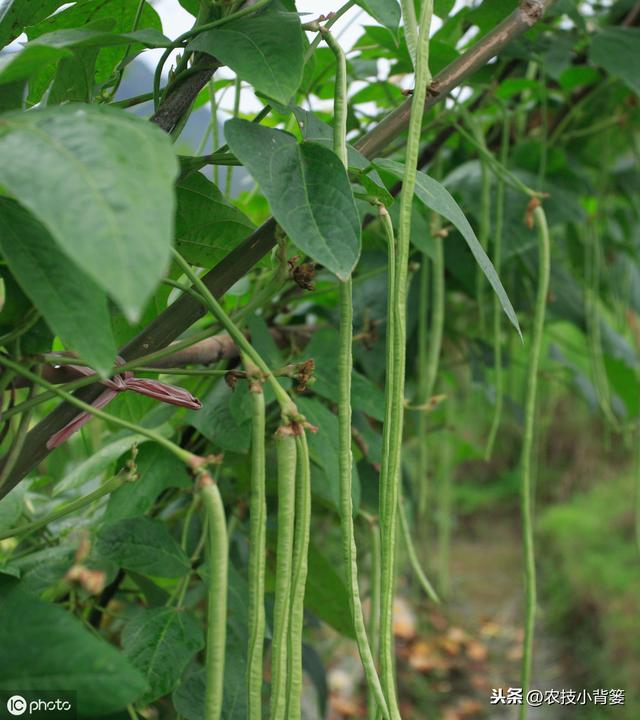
[2, 692, 76, 719]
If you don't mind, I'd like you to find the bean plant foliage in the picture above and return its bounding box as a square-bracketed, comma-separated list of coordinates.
[0, 0, 638, 718]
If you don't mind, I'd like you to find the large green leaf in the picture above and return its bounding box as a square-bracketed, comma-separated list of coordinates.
[0, 199, 116, 374]
[26, 0, 163, 89]
[122, 607, 203, 704]
[226, 119, 361, 279]
[175, 173, 254, 267]
[374, 158, 521, 336]
[0, 25, 171, 88]
[590, 26, 640, 96]
[105, 444, 191, 523]
[0, 576, 147, 715]
[0, 0, 65, 48]
[356, 0, 401, 30]
[0, 104, 179, 320]
[95, 517, 190, 578]
[188, 6, 304, 104]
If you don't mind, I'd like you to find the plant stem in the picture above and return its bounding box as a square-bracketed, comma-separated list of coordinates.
[246, 369, 266, 720]
[201, 476, 228, 720]
[378, 3, 434, 716]
[286, 432, 311, 719]
[0, 356, 193, 464]
[269, 432, 297, 720]
[518, 205, 550, 720]
[485, 110, 510, 460]
[172, 250, 298, 421]
[225, 76, 242, 196]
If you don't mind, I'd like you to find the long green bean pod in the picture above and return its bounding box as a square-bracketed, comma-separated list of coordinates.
[437, 396, 454, 598]
[476, 160, 491, 334]
[519, 204, 550, 720]
[585, 226, 617, 428]
[246, 368, 267, 720]
[200, 475, 228, 720]
[269, 431, 297, 720]
[322, 28, 389, 719]
[398, 497, 439, 602]
[378, 3, 434, 716]
[485, 111, 510, 460]
[417, 217, 445, 520]
[286, 432, 311, 719]
[366, 519, 382, 720]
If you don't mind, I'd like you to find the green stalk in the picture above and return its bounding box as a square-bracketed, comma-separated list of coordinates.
[323, 29, 389, 719]
[269, 432, 297, 720]
[172, 250, 298, 421]
[0, 382, 35, 490]
[201, 476, 228, 720]
[485, 111, 510, 460]
[518, 205, 550, 720]
[246, 368, 267, 720]
[378, 4, 434, 716]
[286, 433, 311, 719]
[0, 470, 129, 541]
[0, 356, 193, 465]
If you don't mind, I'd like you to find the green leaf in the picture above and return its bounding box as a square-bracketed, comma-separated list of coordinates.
[189, 381, 251, 454]
[26, 0, 163, 89]
[225, 119, 361, 279]
[122, 607, 203, 704]
[0, 576, 147, 715]
[0, 0, 66, 48]
[374, 158, 521, 336]
[0, 25, 172, 90]
[303, 328, 385, 421]
[295, 395, 360, 515]
[95, 517, 190, 578]
[305, 543, 355, 638]
[590, 27, 640, 96]
[105, 444, 191, 523]
[356, 0, 401, 30]
[175, 172, 254, 267]
[0, 104, 179, 320]
[0, 199, 117, 374]
[188, 6, 304, 104]
[0, 485, 24, 536]
[53, 434, 149, 497]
